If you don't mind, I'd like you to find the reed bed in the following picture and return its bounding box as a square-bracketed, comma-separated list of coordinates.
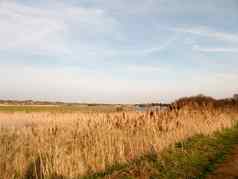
[0, 106, 238, 178]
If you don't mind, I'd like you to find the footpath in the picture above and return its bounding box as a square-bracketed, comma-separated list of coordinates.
[207, 145, 238, 179]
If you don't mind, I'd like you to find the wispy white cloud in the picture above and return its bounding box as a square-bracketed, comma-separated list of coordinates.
[137, 34, 178, 54]
[77, 33, 178, 57]
[0, 0, 175, 59]
[173, 26, 238, 43]
[0, 1, 120, 56]
[0, 1, 67, 55]
[193, 45, 238, 53]
[111, 34, 178, 56]
[127, 64, 170, 73]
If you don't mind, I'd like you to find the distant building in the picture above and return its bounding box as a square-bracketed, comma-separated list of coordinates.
[234, 94, 238, 101]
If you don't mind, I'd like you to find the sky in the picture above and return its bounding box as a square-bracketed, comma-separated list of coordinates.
[0, 0, 238, 103]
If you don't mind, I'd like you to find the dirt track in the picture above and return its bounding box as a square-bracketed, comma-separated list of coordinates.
[207, 146, 238, 179]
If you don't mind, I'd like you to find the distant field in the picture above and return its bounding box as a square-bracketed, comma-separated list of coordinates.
[0, 104, 132, 113]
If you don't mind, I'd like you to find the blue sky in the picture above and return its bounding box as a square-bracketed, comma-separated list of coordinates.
[0, 0, 237, 103]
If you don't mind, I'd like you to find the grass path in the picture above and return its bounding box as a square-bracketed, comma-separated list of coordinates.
[206, 145, 238, 179]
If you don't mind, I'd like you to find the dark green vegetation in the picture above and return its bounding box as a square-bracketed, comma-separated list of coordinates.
[82, 123, 238, 179]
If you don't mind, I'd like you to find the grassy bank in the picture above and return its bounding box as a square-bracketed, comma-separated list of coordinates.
[84, 123, 238, 179]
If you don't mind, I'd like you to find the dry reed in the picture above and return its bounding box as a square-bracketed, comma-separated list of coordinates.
[0, 105, 238, 178]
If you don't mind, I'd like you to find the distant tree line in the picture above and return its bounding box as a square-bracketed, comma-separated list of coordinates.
[168, 94, 238, 111]
[136, 94, 238, 112]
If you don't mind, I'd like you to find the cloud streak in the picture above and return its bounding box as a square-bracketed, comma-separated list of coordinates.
[193, 45, 238, 53]
[174, 26, 238, 43]
[0, 1, 120, 56]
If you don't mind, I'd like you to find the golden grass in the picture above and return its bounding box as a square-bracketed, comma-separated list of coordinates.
[0, 106, 238, 178]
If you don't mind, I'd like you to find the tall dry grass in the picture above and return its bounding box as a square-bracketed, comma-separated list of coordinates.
[0, 105, 238, 178]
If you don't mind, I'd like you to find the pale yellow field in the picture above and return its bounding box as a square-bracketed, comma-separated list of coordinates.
[0, 106, 238, 178]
